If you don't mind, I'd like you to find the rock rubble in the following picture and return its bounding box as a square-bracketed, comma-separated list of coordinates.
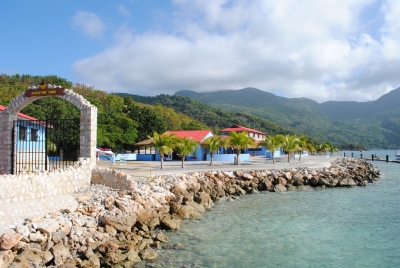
[0, 158, 380, 267]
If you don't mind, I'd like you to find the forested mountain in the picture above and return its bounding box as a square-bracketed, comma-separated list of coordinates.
[175, 87, 400, 149]
[116, 93, 296, 138]
[0, 74, 208, 152]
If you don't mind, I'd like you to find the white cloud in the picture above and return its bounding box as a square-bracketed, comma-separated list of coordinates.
[118, 5, 130, 17]
[71, 11, 105, 38]
[73, 0, 400, 102]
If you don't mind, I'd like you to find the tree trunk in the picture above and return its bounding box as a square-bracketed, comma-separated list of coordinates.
[299, 150, 302, 161]
[272, 154, 275, 164]
[210, 153, 213, 166]
[181, 157, 184, 168]
[236, 152, 240, 165]
[287, 152, 290, 162]
[160, 154, 164, 169]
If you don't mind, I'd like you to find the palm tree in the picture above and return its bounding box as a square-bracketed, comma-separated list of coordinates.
[259, 134, 282, 164]
[305, 140, 316, 156]
[148, 131, 178, 169]
[280, 135, 300, 162]
[297, 135, 315, 161]
[219, 135, 230, 154]
[202, 135, 221, 166]
[316, 142, 331, 155]
[228, 131, 255, 165]
[175, 137, 198, 168]
[325, 142, 339, 156]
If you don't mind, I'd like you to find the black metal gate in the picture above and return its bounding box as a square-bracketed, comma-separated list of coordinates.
[12, 119, 80, 174]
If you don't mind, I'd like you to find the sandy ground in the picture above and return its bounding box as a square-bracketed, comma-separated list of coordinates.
[108, 154, 338, 176]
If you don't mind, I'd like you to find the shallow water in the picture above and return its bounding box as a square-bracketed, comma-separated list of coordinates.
[145, 151, 400, 268]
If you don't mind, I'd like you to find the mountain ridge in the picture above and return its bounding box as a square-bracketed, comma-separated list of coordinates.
[173, 87, 400, 148]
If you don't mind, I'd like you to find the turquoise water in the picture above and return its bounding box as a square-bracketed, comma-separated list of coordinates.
[148, 151, 400, 268]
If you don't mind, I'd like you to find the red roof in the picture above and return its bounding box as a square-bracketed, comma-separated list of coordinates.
[219, 124, 266, 135]
[0, 105, 38, 120]
[166, 130, 212, 142]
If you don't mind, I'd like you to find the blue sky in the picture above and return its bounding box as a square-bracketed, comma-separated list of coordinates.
[1, 0, 399, 102]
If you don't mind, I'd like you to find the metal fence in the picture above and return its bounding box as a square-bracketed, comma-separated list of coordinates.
[96, 161, 153, 178]
[12, 119, 80, 174]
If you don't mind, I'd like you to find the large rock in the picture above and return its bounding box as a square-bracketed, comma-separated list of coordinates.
[13, 248, 53, 267]
[29, 232, 47, 245]
[51, 243, 73, 266]
[102, 251, 127, 265]
[126, 247, 141, 262]
[337, 177, 356, 187]
[160, 215, 182, 230]
[185, 201, 206, 213]
[97, 242, 119, 254]
[0, 233, 22, 251]
[155, 231, 169, 243]
[278, 177, 287, 186]
[308, 176, 319, 187]
[242, 173, 254, 180]
[101, 214, 136, 232]
[176, 205, 202, 219]
[171, 185, 194, 203]
[34, 218, 60, 236]
[274, 184, 287, 192]
[0, 250, 16, 267]
[140, 248, 158, 260]
[194, 192, 213, 208]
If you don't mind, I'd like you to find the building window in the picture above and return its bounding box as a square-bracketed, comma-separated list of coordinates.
[253, 133, 255, 137]
[258, 134, 260, 138]
[19, 126, 27, 140]
[31, 128, 38, 141]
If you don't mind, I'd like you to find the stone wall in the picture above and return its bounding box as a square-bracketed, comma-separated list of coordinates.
[91, 167, 137, 190]
[0, 158, 92, 205]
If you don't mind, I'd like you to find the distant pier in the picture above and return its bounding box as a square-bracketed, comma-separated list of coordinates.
[343, 152, 400, 164]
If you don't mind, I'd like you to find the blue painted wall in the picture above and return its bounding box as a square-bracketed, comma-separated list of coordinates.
[265, 149, 282, 158]
[17, 121, 46, 151]
[137, 154, 155, 161]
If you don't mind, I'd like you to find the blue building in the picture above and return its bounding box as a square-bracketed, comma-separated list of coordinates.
[0, 105, 48, 171]
[134, 130, 213, 161]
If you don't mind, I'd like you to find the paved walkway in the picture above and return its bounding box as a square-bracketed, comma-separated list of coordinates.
[0, 155, 335, 236]
[0, 195, 78, 236]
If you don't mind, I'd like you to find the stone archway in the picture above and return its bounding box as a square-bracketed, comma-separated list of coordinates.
[0, 84, 97, 174]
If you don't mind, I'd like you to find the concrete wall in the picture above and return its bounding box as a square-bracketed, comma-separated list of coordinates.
[0, 158, 92, 205]
[207, 153, 251, 162]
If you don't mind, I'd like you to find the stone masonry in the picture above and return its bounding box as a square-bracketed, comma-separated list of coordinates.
[0, 86, 97, 174]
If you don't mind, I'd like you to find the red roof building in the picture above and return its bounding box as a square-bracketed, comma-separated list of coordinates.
[219, 124, 266, 141]
[134, 130, 213, 161]
[165, 130, 213, 142]
[0, 105, 38, 120]
[134, 130, 213, 146]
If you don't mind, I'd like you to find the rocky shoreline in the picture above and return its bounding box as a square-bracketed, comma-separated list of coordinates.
[0, 158, 380, 267]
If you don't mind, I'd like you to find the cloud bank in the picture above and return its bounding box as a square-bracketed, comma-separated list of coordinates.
[71, 11, 105, 38]
[73, 0, 400, 102]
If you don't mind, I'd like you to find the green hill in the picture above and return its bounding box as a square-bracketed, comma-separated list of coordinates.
[175, 87, 400, 149]
[116, 93, 296, 138]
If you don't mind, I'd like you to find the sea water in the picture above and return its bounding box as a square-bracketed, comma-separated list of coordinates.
[145, 150, 400, 268]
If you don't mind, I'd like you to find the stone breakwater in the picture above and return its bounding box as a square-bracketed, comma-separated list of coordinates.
[0, 158, 380, 267]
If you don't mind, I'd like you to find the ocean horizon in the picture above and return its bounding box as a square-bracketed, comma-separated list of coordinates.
[143, 150, 400, 267]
